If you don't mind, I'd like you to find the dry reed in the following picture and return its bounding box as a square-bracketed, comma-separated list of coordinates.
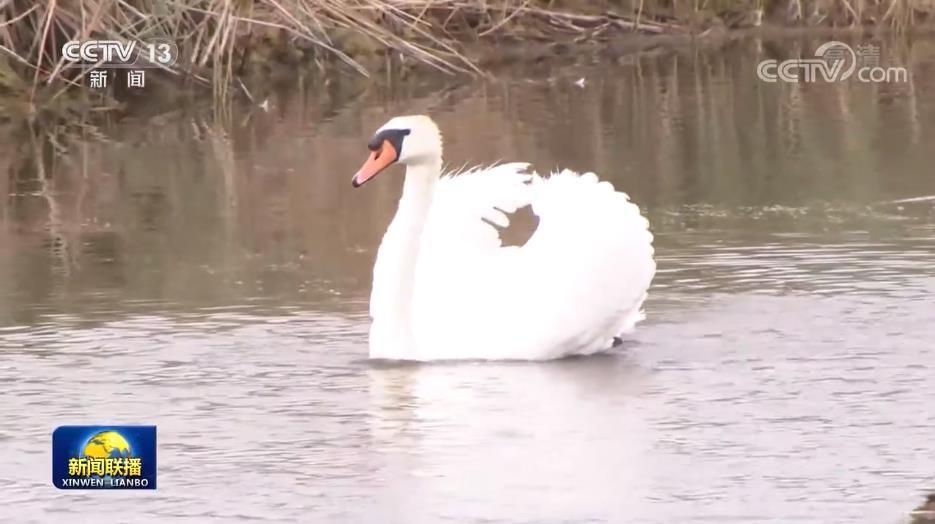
[0, 0, 933, 107]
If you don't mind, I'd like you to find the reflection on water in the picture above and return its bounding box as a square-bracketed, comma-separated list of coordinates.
[2, 36, 935, 523]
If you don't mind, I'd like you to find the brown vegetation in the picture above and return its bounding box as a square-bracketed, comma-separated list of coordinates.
[0, 0, 934, 111]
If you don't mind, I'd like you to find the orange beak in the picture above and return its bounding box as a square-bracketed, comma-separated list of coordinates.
[352, 140, 398, 188]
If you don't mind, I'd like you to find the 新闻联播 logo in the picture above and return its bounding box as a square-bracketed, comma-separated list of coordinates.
[52, 425, 156, 489]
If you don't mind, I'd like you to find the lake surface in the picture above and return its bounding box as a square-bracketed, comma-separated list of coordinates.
[1, 36, 934, 523]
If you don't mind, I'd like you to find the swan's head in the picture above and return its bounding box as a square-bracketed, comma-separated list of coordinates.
[352, 115, 442, 187]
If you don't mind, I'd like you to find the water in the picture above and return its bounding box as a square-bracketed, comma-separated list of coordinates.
[2, 37, 935, 523]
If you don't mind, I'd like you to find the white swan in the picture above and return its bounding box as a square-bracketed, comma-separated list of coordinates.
[352, 115, 655, 361]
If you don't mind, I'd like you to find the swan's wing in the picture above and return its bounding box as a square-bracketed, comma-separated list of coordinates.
[411, 163, 534, 356]
[520, 170, 656, 353]
[413, 167, 655, 360]
[413, 162, 535, 318]
[421, 162, 535, 255]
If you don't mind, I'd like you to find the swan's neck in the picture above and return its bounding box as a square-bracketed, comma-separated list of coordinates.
[369, 160, 440, 358]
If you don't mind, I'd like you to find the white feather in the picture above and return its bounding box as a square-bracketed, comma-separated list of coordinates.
[365, 117, 655, 361]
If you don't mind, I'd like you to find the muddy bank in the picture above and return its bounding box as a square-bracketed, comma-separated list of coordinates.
[1, 25, 932, 158]
[3, 1, 935, 84]
[2, 0, 935, 126]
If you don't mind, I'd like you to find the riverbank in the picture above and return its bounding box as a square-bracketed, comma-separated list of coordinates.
[1, 0, 935, 124]
[3, 2, 935, 80]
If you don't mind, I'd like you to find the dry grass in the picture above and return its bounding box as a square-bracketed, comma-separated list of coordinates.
[0, 0, 933, 108]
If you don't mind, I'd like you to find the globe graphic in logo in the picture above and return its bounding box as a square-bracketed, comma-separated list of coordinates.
[82, 431, 131, 459]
